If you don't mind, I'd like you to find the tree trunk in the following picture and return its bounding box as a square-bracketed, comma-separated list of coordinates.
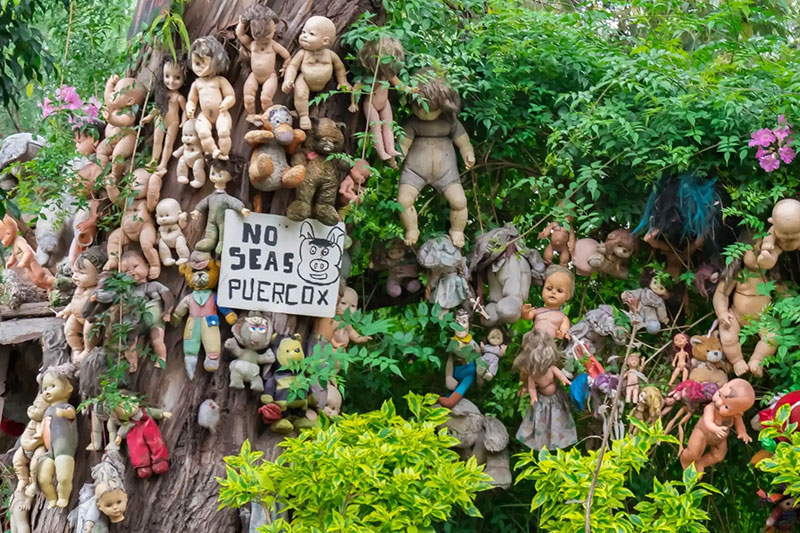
[28, 0, 380, 530]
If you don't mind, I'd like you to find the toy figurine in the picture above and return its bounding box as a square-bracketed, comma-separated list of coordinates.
[236, 4, 290, 122]
[109, 394, 171, 478]
[621, 274, 669, 334]
[630, 386, 663, 434]
[688, 331, 728, 387]
[9, 488, 34, 533]
[573, 229, 638, 279]
[155, 198, 190, 267]
[69, 121, 104, 265]
[285, 117, 348, 226]
[0, 215, 54, 290]
[186, 36, 235, 160]
[142, 57, 186, 170]
[37, 363, 78, 508]
[68, 450, 128, 533]
[757, 199, 800, 270]
[370, 238, 422, 298]
[224, 314, 275, 391]
[173, 252, 237, 378]
[397, 69, 475, 247]
[668, 333, 691, 386]
[567, 304, 626, 359]
[198, 399, 220, 433]
[104, 167, 163, 279]
[244, 104, 306, 212]
[259, 334, 317, 433]
[349, 38, 407, 163]
[191, 160, 251, 256]
[96, 75, 146, 182]
[538, 220, 575, 267]
[438, 309, 479, 408]
[623, 353, 643, 403]
[338, 159, 370, 205]
[174, 119, 206, 188]
[417, 235, 471, 312]
[12, 394, 47, 495]
[513, 329, 576, 450]
[281, 16, 351, 130]
[521, 265, 574, 339]
[478, 328, 506, 382]
[469, 225, 547, 326]
[680, 378, 754, 473]
[56, 246, 107, 364]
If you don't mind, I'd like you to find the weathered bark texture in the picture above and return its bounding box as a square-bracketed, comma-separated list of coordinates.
[27, 0, 381, 531]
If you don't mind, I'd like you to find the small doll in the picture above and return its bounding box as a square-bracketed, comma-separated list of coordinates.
[573, 229, 638, 279]
[521, 265, 574, 340]
[173, 119, 206, 188]
[172, 252, 237, 378]
[236, 4, 290, 122]
[56, 246, 107, 364]
[680, 378, 754, 473]
[662, 380, 718, 451]
[155, 198, 190, 266]
[620, 274, 669, 334]
[260, 334, 317, 433]
[538, 220, 575, 266]
[349, 38, 407, 163]
[417, 235, 471, 312]
[338, 159, 370, 205]
[281, 16, 351, 131]
[369, 238, 421, 298]
[69, 121, 104, 265]
[623, 353, 643, 403]
[108, 394, 171, 478]
[397, 69, 475, 247]
[69, 450, 128, 532]
[513, 329, 576, 451]
[756, 198, 800, 270]
[0, 215, 54, 289]
[764, 493, 800, 531]
[96, 75, 146, 181]
[668, 333, 691, 386]
[186, 36, 235, 160]
[630, 386, 663, 434]
[12, 394, 47, 496]
[37, 363, 78, 508]
[191, 160, 251, 256]
[224, 314, 275, 392]
[438, 308, 479, 408]
[142, 57, 186, 169]
[478, 327, 506, 382]
[566, 304, 626, 358]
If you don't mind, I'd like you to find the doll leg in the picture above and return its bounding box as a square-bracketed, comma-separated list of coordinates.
[695, 440, 728, 473]
[719, 313, 749, 376]
[749, 333, 778, 377]
[175, 234, 190, 265]
[110, 133, 137, 180]
[243, 72, 259, 121]
[104, 227, 126, 270]
[397, 183, 421, 246]
[200, 319, 222, 372]
[126, 422, 152, 478]
[680, 427, 708, 471]
[124, 346, 139, 373]
[176, 157, 190, 184]
[96, 138, 112, 169]
[81, 318, 98, 361]
[190, 157, 206, 188]
[664, 406, 687, 434]
[141, 417, 169, 475]
[147, 168, 164, 212]
[195, 114, 220, 158]
[261, 73, 278, 112]
[158, 238, 175, 266]
[86, 410, 104, 451]
[443, 183, 468, 247]
[37, 457, 57, 506]
[293, 74, 312, 130]
[668, 366, 682, 386]
[558, 248, 571, 266]
[182, 318, 201, 379]
[64, 315, 84, 361]
[140, 223, 161, 279]
[216, 111, 232, 159]
[541, 244, 555, 265]
[159, 123, 179, 170]
[364, 102, 390, 160]
[53, 454, 74, 507]
[12, 448, 30, 491]
[150, 118, 165, 167]
[150, 326, 167, 369]
[287, 176, 316, 221]
[379, 103, 400, 157]
[195, 221, 219, 252]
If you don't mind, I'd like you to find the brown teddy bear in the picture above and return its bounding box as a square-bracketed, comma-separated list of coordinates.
[286, 117, 348, 226]
[688, 331, 729, 387]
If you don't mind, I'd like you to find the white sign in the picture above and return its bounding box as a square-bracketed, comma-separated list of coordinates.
[218, 211, 345, 318]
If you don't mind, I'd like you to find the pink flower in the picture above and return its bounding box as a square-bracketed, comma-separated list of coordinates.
[756, 146, 768, 159]
[774, 125, 792, 143]
[759, 152, 781, 172]
[779, 145, 796, 164]
[38, 97, 56, 118]
[83, 101, 99, 121]
[749, 128, 776, 148]
[778, 115, 787, 125]
[55, 85, 82, 110]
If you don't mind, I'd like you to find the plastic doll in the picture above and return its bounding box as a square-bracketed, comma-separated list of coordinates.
[630, 386, 663, 434]
[349, 38, 407, 163]
[538, 220, 575, 266]
[438, 309, 479, 408]
[338, 159, 370, 205]
[236, 4, 290, 122]
[12, 394, 47, 496]
[173, 119, 206, 188]
[69, 121, 104, 265]
[680, 378, 754, 472]
[669, 333, 691, 386]
[142, 57, 186, 170]
[478, 327, 506, 382]
[573, 229, 638, 279]
[281, 16, 351, 131]
[0, 215, 54, 290]
[37, 363, 78, 509]
[186, 36, 235, 160]
[96, 75, 146, 182]
[155, 198, 190, 267]
[664, 381, 719, 452]
[621, 275, 669, 334]
[521, 265, 575, 339]
[417, 235, 471, 312]
[69, 450, 128, 532]
[225, 314, 275, 392]
[369, 238, 421, 298]
[623, 353, 643, 403]
[56, 246, 106, 364]
[513, 329, 576, 450]
[109, 394, 171, 478]
[397, 69, 475, 247]
[9, 488, 34, 533]
[756, 198, 800, 270]
[191, 160, 251, 256]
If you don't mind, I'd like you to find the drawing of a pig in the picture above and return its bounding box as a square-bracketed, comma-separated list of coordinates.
[297, 221, 345, 286]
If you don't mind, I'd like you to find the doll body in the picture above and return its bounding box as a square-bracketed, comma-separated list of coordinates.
[438, 309, 479, 408]
[38, 365, 78, 509]
[191, 163, 250, 256]
[623, 353, 642, 403]
[338, 159, 370, 205]
[114, 407, 170, 478]
[57, 247, 106, 363]
[225, 314, 275, 391]
[0, 215, 54, 290]
[96, 75, 145, 182]
[478, 328, 506, 382]
[621, 280, 669, 334]
[155, 198, 189, 266]
[370, 238, 421, 298]
[69, 130, 103, 265]
[573, 229, 637, 279]
[13, 395, 47, 495]
[142, 60, 186, 170]
[539, 222, 575, 266]
[756, 199, 800, 270]
[173, 119, 206, 188]
[418, 236, 470, 311]
[521, 265, 574, 339]
[669, 334, 690, 386]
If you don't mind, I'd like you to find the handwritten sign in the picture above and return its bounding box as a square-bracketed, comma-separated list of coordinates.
[218, 211, 345, 318]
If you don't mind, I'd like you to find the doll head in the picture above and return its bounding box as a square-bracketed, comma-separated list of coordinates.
[181, 119, 200, 146]
[155, 56, 186, 113]
[349, 159, 370, 185]
[299, 16, 336, 51]
[604, 229, 637, 259]
[108, 77, 146, 110]
[179, 251, 220, 290]
[712, 378, 755, 417]
[73, 120, 104, 157]
[120, 251, 149, 284]
[336, 287, 359, 316]
[357, 37, 405, 80]
[37, 363, 76, 404]
[513, 329, 559, 380]
[486, 327, 504, 346]
[26, 393, 47, 421]
[638, 386, 663, 420]
[639, 268, 670, 298]
[673, 332, 690, 353]
[95, 485, 128, 523]
[209, 159, 235, 188]
[626, 352, 640, 370]
[0, 215, 18, 247]
[453, 308, 471, 339]
[593, 373, 619, 395]
[541, 264, 574, 309]
[242, 4, 283, 42]
[386, 238, 407, 261]
[73, 246, 106, 289]
[412, 68, 460, 121]
[155, 198, 185, 227]
[190, 36, 230, 78]
[770, 198, 800, 250]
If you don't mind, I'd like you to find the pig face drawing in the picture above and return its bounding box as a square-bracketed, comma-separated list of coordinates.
[297, 221, 344, 286]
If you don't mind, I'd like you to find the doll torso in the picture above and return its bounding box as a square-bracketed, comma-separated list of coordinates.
[301, 49, 334, 92]
[533, 367, 558, 396]
[121, 201, 152, 236]
[165, 91, 183, 124]
[532, 308, 566, 338]
[207, 190, 244, 224]
[193, 76, 224, 122]
[366, 83, 390, 111]
[159, 224, 184, 246]
[250, 41, 278, 82]
[42, 403, 78, 455]
[69, 286, 95, 321]
[403, 117, 465, 183]
[732, 270, 771, 324]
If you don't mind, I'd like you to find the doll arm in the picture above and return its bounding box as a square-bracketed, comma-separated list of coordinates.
[150, 283, 175, 318]
[219, 77, 236, 112]
[557, 315, 571, 339]
[141, 108, 157, 124]
[147, 408, 172, 421]
[55, 405, 76, 420]
[117, 421, 133, 439]
[224, 338, 242, 356]
[186, 82, 199, 118]
[172, 144, 185, 159]
[552, 366, 571, 387]
[567, 227, 577, 253]
[107, 108, 137, 128]
[330, 51, 351, 90]
[712, 278, 736, 327]
[103, 75, 117, 106]
[178, 94, 187, 124]
[282, 51, 304, 91]
[655, 299, 669, 325]
[235, 20, 252, 47]
[273, 41, 291, 64]
[452, 127, 475, 170]
[388, 75, 411, 92]
[444, 355, 456, 390]
[348, 82, 363, 113]
[527, 374, 539, 404]
[757, 233, 781, 270]
[256, 348, 276, 365]
[170, 296, 189, 326]
[347, 325, 372, 344]
[702, 403, 727, 438]
[216, 296, 238, 325]
[538, 222, 558, 239]
[734, 414, 752, 443]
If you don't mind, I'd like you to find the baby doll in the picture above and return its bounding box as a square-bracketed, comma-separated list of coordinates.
[680, 378, 754, 473]
[142, 57, 186, 170]
[186, 36, 235, 160]
[236, 4, 290, 122]
[478, 327, 506, 382]
[757, 198, 800, 270]
[621, 275, 669, 334]
[96, 75, 146, 182]
[397, 69, 475, 247]
[281, 16, 351, 131]
[623, 353, 644, 404]
[338, 159, 371, 205]
[0, 215, 54, 290]
[438, 308, 479, 408]
[173, 119, 206, 188]
[513, 329, 576, 451]
[662, 380, 718, 451]
[155, 198, 190, 266]
[69, 450, 128, 532]
[69, 121, 104, 265]
[191, 160, 251, 256]
[12, 394, 47, 496]
[668, 333, 691, 386]
[521, 265, 574, 340]
[538, 220, 575, 266]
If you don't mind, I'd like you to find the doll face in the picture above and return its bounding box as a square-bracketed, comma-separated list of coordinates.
[41, 373, 72, 404]
[209, 166, 232, 186]
[72, 260, 99, 289]
[120, 254, 149, 284]
[163, 61, 184, 91]
[26, 395, 47, 420]
[542, 272, 572, 308]
[0, 222, 15, 247]
[191, 51, 213, 78]
[712, 382, 750, 416]
[182, 121, 199, 145]
[156, 202, 181, 226]
[387, 241, 405, 260]
[627, 354, 640, 369]
[674, 334, 688, 349]
[453, 312, 470, 338]
[487, 328, 503, 346]
[299, 18, 332, 51]
[73, 132, 98, 157]
[336, 289, 358, 315]
[649, 277, 669, 297]
[110, 80, 138, 108]
[97, 488, 128, 523]
[614, 243, 633, 258]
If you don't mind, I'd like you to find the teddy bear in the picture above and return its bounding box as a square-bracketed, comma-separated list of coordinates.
[258, 334, 317, 433]
[688, 331, 729, 387]
[244, 104, 306, 212]
[224, 313, 275, 391]
[286, 117, 348, 226]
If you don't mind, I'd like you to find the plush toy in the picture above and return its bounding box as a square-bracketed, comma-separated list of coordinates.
[155, 198, 190, 267]
[286, 117, 348, 226]
[369, 238, 421, 298]
[49, 260, 75, 308]
[538, 220, 575, 267]
[763, 493, 800, 532]
[96, 75, 146, 182]
[173, 252, 237, 378]
[174, 119, 206, 188]
[197, 399, 220, 433]
[572, 229, 638, 279]
[191, 160, 251, 256]
[0, 215, 54, 290]
[687, 332, 728, 387]
[142, 56, 187, 170]
[621, 274, 669, 334]
[224, 314, 275, 391]
[259, 334, 317, 433]
[438, 309, 480, 408]
[108, 394, 171, 479]
[566, 304, 626, 358]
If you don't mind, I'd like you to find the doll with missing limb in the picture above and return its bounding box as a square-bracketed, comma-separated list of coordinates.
[96, 75, 146, 182]
[141, 57, 186, 170]
[680, 378, 754, 473]
[191, 160, 251, 256]
[174, 119, 206, 188]
[68, 450, 128, 533]
[757, 199, 800, 270]
[13, 394, 47, 496]
[669, 333, 691, 386]
[438, 309, 479, 408]
[281, 16, 351, 131]
[0, 215, 54, 290]
[186, 37, 234, 160]
[155, 198, 190, 266]
[397, 70, 475, 247]
[69, 121, 104, 265]
[514, 330, 576, 451]
[521, 265, 574, 340]
[57, 247, 107, 364]
[236, 4, 290, 123]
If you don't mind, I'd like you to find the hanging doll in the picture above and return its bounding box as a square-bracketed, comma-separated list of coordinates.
[155, 198, 190, 267]
[521, 265, 574, 340]
[478, 328, 507, 382]
[338, 159, 370, 205]
[259, 334, 317, 433]
[12, 394, 47, 496]
[763, 493, 800, 532]
[0, 215, 54, 290]
[68, 450, 128, 533]
[174, 119, 206, 188]
[417, 235, 471, 312]
[756, 198, 800, 270]
[513, 329, 576, 451]
[661, 380, 718, 451]
[629, 386, 663, 434]
[623, 353, 644, 403]
[369, 238, 422, 298]
[95, 75, 146, 182]
[438, 308, 480, 408]
[572, 229, 638, 279]
[225, 313, 275, 392]
[186, 36, 235, 160]
[397, 69, 475, 247]
[142, 56, 186, 170]
[191, 159, 251, 256]
[668, 333, 691, 386]
[620, 272, 670, 334]
[69, 120, 104, 265]
[538, 219, 576, 267]
[591, 373, 625, 440]
[567, 304, 626, 359]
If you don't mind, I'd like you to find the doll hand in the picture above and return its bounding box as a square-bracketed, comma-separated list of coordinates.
[445, 377, 458, 391]
[719, 311, 734, 328]
[463, 150, 476, 170]
[530, 395, 538, 406]
[161, 312, 171, 322]
[737, 431, 752, 443]
[712, 424, 729, 439]
[107, 74, 119, 88]
[348, 102, 358, 113]
[186, 102, 195, 119]
[240, 208, 251, 217]
[115, 436, 122, 446]
[141, 114, 153, 125]
[191, 210, 201, 221]
[163, 412, 172, 419]
[282, 79, 294, 93]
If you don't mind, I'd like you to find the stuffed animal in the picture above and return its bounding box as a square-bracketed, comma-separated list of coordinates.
[687, 332, 728, 387]
[224, 314, 275, 391]
[259, 334, 316, 433]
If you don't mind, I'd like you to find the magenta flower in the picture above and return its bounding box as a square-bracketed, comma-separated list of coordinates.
[55, 85, 82, 110]
[84, 98, 100, 121]
[759, 153, 781, 172]
[749, 128, 776, 148]
[38, 97, 55, 118]
[778, 115, 787, 125]
[779, 145, 796, 164]
[774, 125, 791, 143]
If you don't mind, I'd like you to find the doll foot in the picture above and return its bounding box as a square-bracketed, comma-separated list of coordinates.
[46, 500, 57, 510]
[272, 419, 294, 433]
[194, 238, 215, 252]
[733, 361, 749, 376]
[189, 180, 204, 189]
[137, 466, 153, 479]
[438, 392, 462, 408]
[56, 498, 68, 508]
[749, 360, 764, 377]
[484, 373, 495, 382]
[299, 116, 312, 130]
[449, 230, 465, 248]
[152, 459, 169, 475]
[86, 441, 102, 451]
[404, 229, 419, 246]
[386, 157, 398, 170]
[176, 257, 188, 265]
[184, 355, 198, 379]
[204, 354, 220, 372]
[177, 176, 189, 184]
[406, 279, 422, 293]
[386, 282, 402, 298]
[24, 485, 36, 498]
[162, 258, 176, 267]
